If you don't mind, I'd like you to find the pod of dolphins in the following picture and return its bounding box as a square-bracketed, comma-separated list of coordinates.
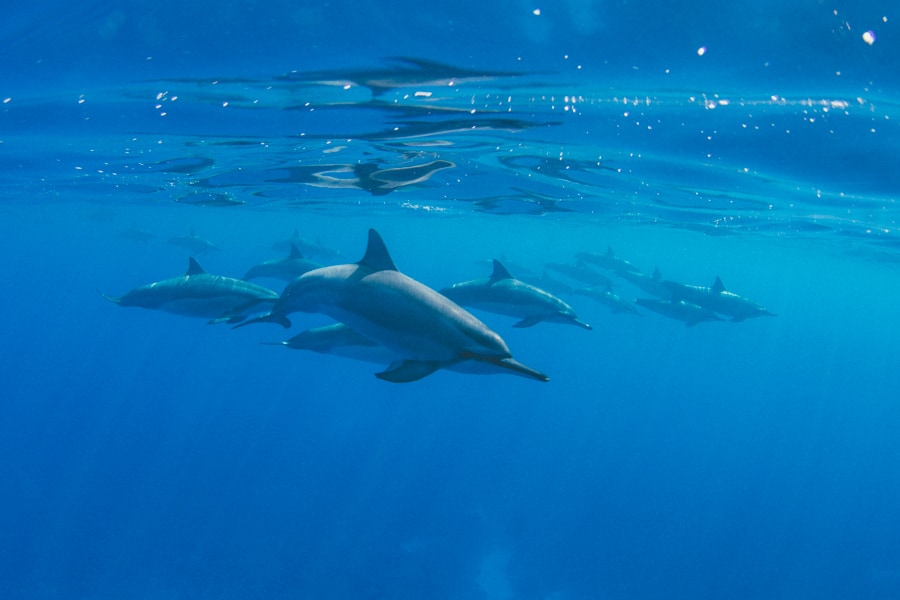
[103, 229, 776, 382]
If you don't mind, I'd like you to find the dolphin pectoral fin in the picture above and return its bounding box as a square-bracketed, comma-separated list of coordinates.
[375, 360, 441, 383]
[208, 314, 246, 325]
[513, 316, 543, 328]
[231, 313, 292, 330]
[492, 357, 549, 382]
[98, 290, 122, 304]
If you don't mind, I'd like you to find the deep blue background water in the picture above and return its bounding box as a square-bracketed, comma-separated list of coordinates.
[2, 2, 899, 599]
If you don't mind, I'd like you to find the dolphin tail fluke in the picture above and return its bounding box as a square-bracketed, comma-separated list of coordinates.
[376, 360, 441, 383]
[98, 289, 122, 304]
[490, 357, 549, 382]
[231, 313, 291, 330]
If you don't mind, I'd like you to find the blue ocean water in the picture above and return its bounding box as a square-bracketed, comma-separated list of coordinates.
[1, 1, 899, 599]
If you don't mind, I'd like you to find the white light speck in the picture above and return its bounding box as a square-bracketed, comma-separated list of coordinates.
[863, 30, 876, 45]
[533, 8, 541, 16]
[697, 46, 707, 56]
[3, 98, 10, 104]
[222, 102, 228, 107]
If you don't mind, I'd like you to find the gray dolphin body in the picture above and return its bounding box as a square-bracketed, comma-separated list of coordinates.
[575, 247, 641, 274]
[238, 229, 548, 383]
[664, 276, 777, 322]
[101, 258, 279, 324]
[635, 298, 724, 326]
[168, 230, 219, 255]
[575, 287, 642, 315]
[268, 323, 529, 376]
[544, 261, 615, 289]
[616, 267, 671, 299]
[243, 244, 323, 282]
[440, 260, 592, 329]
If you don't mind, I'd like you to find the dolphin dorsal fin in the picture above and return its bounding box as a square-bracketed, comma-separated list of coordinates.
[186, 257, 207, 275]
[712, 276, 725, 293]
[288, 243, 304, 260]
[606, 246, 615, 257]
[652, 267, 662, 280]
[490, 259, 514, 282]
[359, 229, 397, 271]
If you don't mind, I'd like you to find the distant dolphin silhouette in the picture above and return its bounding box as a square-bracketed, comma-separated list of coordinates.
[167, 229, 219, 255]
[616, 266, 670, 299]
[440, 260, 592, 329]
[101, 258, 278, 324]
[237, 229, 548, 383]
[575, 287, 642, 315]
[664, 276, 776, 322]
[635, 298, 723, 326]
[243, 244, 323, 282]
[543, 261, 615, 289]
[575, 247, 641, 274]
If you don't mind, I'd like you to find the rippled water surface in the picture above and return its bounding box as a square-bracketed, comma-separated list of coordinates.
[2, 2, 899, 599]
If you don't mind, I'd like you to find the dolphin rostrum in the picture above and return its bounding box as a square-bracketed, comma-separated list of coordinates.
[101, 257, 279, 324]
[664, 276, 776, 322]
[440, 260, 592, 329]
[237, 229, 548, 383]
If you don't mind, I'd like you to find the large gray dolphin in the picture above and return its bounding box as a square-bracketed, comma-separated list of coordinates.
[101, 258, 279, 324]
[664, 276, 777, 322]
[635, 298, 724, 326]
[243, 243, 323, 282]
[440, 260, 592, 329]
[237, 229, 548, 383]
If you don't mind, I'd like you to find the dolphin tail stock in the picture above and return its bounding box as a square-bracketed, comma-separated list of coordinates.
[375, 360, 442, 383]
[97, 289, 122, 304]
[231, 312, 292, 330]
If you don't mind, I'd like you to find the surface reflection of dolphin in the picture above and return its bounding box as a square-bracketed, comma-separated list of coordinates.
[266, 159, 454, 196]
[276, 56, 529, 96]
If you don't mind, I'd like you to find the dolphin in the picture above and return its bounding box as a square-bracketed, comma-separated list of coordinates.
[575, 287, 642, 315]
[271, 229, 344, 261]
[575, 247, 641, 274]
[237, 229, 548, 383]
[266, 323, 397, 364]
[242, 244, 323, 282]
[278, 56, 528, 97]
[664, 276, 777, 322]
[101, 257, 279, 324]
[267, 323, 530, 376]
[168, 229, 219, 255]
[117, 225, 155, 243]
[635, 298, 724, 326]
[440, 260, 592, 329]
[543, 261, 615, 289]
[615, 266, 671, 299]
